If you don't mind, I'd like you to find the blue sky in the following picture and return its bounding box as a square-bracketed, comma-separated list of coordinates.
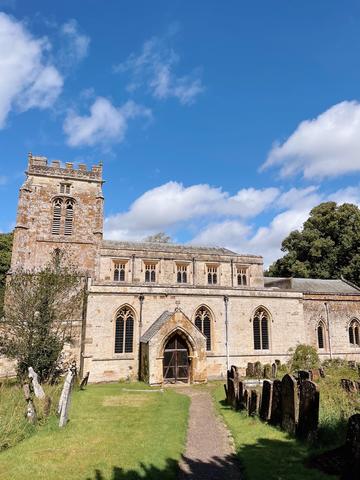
[1, 1, 360, 266]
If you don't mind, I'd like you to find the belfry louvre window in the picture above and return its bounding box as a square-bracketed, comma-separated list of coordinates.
[317, 322, 325, 349]
[145, 263, 156, 283]
[237, 266, 248, 286]
[207, 265, 218, 285]
[253, 308, 269, 350]
[52, 199, 62, 235]
[177, 264, 188, 283]
[115, 306, 134, 353]
[195, 306, 212, 350]
[349, 319, 360, 346]
[60, 183, 71, 194]
[114, 263, 126, 282]
[64, 200, 74, 235]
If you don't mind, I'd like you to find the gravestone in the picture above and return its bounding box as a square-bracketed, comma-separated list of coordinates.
[341, 379, 357, 393]
[263, 364, 272, 379]
[297, 380, 319, 440]
[249, 389, 260, 416]
[58, 366, 76, 427]
[80, 371, 90, 390]
[348, 361, 357, 370]
[28, 367, 45, 399]
[259, 380, 273, 421]
[254, 362, 263, 378]
[310, 369, 320, 382]
[23, 383, 37, 425]
[346, 414, 360, 476]
[269, 379, 282, 426]
[319, 367, 325, 378]
[275, 359, 281, 366]
[298, 370, 311, 382]
[271, 362, 277, 378]
[246, 363, 255, 377]
[281, 374, 299, 435]
[243, 389, 250, 412]
[237, 381, 245, 410]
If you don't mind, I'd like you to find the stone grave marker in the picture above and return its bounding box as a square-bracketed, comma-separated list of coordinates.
[249, 389, 260, 416]
[341, 379, 357, 393]
[310, 368, 320, 382]
[281, 374, 299, 435]
[297, 370, 311, 382]
[271, 362, 277, 378]
[319, 367, 325, 378]
[269, 379, 282, 426]
[237, 380, 245, 410]
[297, 380, 319, 440]
[246, 363, 255, 377]
[243, 389, 250, 412]
[263, 364, 272, 379]
[23, 383, 37, 425]
[28, 367, 45, 399]
[259, 380, 273, 421]
[58, 367, 76, 427]
[346, 414, 360, 475]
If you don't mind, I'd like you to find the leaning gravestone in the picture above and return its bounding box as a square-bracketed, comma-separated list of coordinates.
[269, 379, 282, 426]
[281, 374, 299, 435]
[297, 380, 319, 440]
[58, 367, 76, 427]
[259, 380, 273, 421]
[341, 379, 357, 393]
[249, 389, 260, 416]
[28, 367, 45, 399]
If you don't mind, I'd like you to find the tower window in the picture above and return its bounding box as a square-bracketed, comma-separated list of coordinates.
[52, 198, 62, 235]
[237, 266, 248, 286]
[64, 199, 74, 235]
[115, 306, 134, 353]
[194, 306, 212, 351]
[207, 265, 218, 285]
[60, 183, 71, 194]
[145, 263, 156, 283]
[114, 262, 126, 282]
[177, 264, 188, 284]
[253, 307, 270, 350]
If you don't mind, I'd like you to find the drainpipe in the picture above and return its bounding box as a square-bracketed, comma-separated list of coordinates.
[224, 295, 229, 371]
[138, 294, 144, 380]
[324, 302, 333, 359]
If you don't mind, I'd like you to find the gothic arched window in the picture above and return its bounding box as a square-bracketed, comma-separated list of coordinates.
[52, 198, 62, 235]
[349, 319, 360, 346]
[317, 321, 325, 349]
[253, 307, 270, 350]
[194, 306, 212, 351]
[64, 199, 74, 235]
[115, 306, 135, 353]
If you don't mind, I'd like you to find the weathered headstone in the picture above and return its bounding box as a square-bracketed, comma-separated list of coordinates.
[254, 362, 262, 378]
[237, 381, 245, 410]
[275, 359, 281, 366]
[271, 362, 277, 378]
[23, 383, 37, 425]
[297, 380, 319, 440]
[28, 367, 45, 399]
[263, 364, 272, 379]
[298, 370, 311, 382]
[259, 380, 273, 421]
[269, 379, 282, 426]
[249, 389, 260, 416]
[58, 367, 76, 427]
[319, 367, 325, 378]
[341, 379, 357, 393]
[246, 362, 255, 377]
[310, 368, 320, 382]
[243, 389, 250, 412]
[281, 374, 299, 435]
[345, 414, 360, 477]
[80, 371, 90, 390]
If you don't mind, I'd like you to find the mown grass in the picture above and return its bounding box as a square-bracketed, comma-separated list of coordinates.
[213, 385, 334, 480]
[0, 382, 189, 480]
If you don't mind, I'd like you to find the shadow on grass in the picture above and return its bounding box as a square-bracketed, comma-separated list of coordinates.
[85, 455, 242, 480]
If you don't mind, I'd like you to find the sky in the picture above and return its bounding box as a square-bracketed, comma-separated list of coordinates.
[1, 1, 360, 267]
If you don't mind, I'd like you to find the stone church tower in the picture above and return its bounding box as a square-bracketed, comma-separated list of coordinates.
[11, 153, 104, 275]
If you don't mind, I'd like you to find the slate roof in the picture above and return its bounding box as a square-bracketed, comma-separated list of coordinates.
[264, 277, 360, 294]
[102, 240, 261, 258]
[140, 311, 174, 343]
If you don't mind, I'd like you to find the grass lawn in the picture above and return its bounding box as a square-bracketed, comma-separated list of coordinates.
[0, 383, 190, 480]
[213, 384, 335, 480]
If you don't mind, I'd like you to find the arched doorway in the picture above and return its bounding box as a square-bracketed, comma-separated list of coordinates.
[163, 333, 189, 383]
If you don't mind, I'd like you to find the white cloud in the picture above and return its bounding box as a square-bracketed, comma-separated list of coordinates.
[63, 97, 152, 147]
[328, 185, 360, 206]
[0, 12, 63, 128]
[115, 36, 204, 105]
[263, 101, 360, 179]
[104, 182, 280, 240]
[60, 19, 90, 65]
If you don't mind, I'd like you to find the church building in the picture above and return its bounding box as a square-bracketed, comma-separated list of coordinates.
[3, 154, 360, 384]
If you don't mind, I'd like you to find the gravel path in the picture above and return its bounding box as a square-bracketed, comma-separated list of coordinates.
[177, 387, 242, 480]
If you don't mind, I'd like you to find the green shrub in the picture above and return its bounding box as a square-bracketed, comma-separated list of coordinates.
[288, 344, 320, 371]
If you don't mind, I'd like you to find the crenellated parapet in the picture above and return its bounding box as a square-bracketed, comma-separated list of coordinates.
[26, 152, 103, 182]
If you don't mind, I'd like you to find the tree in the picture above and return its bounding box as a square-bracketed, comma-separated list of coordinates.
[268, 202, 360, 284]
[0, 249, 84, 381]
[288, 344, 320, 371]
[0, 232, 13, 318]
[143, 232, 172, 243]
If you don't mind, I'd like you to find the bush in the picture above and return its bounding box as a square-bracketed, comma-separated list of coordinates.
[288, 344, 320, 371]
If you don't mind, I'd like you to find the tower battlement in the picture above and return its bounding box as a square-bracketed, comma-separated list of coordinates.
[27, 152, 103, 182]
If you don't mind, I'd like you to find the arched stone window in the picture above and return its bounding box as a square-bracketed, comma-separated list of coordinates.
[317, 321, 325, 349]
[115, 306, 135, 353]
[114, 263, 126, 282]
[349, 319, 360, 346]
[253, 307, 270, 350]
[64, 199, 74, 235]
[51, 198, 63, 235]
[194, 306, 212, 351]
